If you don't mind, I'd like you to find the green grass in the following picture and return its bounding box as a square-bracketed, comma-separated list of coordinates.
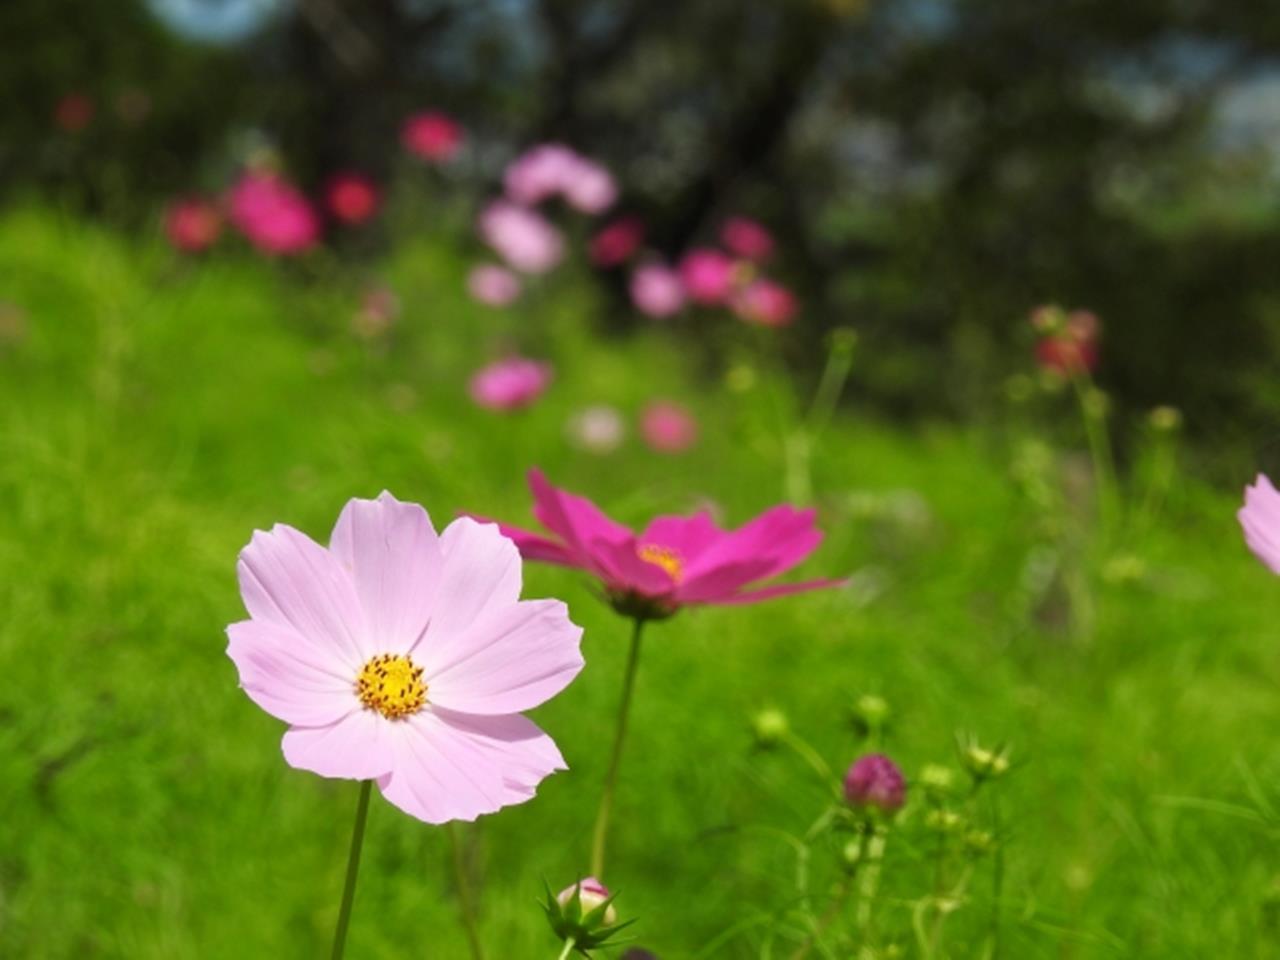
[1, 207, 1278, 958]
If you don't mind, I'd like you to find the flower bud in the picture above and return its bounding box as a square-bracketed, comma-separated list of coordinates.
[843, 753, 906, 814]
[924, 807, 964, 834]
[750, 708, 789, 748]
[544, 876, 632, 952]
[851, 694, 891, 738]
[557, 877, 617, 926]
[958, 734, 1011, 782]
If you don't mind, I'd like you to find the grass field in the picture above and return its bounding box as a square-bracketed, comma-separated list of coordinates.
[2, 207, 1278, 958]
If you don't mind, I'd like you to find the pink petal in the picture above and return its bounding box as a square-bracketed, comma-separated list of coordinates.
[237, 523, 368, 668]
[528, 469, 634, 566]
[716, 577, 847, 605]
[675, 558, 781, 604]
[329, 492, 441, 654]
[589, 536, 678, 596]
[376, 710, 564, 823]
[681, 505, 823, 586]
[1240, 473, 1280, 575]
[416, 518, 522, 651]
[487, 520, 579, 567]
[639, 511, 724, 562]
[226, 620, 356, 726]
[425, 599, 584, 714]
[280, 708, 397, 780]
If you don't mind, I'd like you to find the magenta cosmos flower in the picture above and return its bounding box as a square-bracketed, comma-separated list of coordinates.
[401, 110, 464, 162]
[227, 493, 583, 823]
[720, 216, 775, 262]
[492, 470, 841, 618]
[590, 217, 645, 267]
[733, 279, 798, 328]
[470, 357, 553, 411]
[478, 200, 565, 275]
[228, 172, 320, 256]
[679, 248, 736, 305]
[1240, 474, 1280, 575]
[325, 172, 380, 225]
[164, 197, 222, 253]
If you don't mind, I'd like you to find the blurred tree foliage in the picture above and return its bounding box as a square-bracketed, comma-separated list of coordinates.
[4, 0, 1280, 452]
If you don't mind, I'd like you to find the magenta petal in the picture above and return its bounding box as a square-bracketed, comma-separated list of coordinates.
[419, 518, 522, 646]
[1240, 473, 1280, 575]
[528, 469, 634, 566]
[376, 710, 564, 823]
[717, 577, 847, 605]
[237, 524, 367, 668]
[425, 599, 584, 714]
[491, 522, 579, 566]
[639, 511, 723, 561]
[681, 505, 823, 587]
[589, 536, 678, 596]
[280, 708, 396, 780]
[226, 620, 356, 726]
[329, 492, 441, 654]
[675, 558, 781, 603]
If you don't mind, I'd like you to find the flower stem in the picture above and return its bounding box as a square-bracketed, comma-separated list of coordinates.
[330, 779, 372, 960]
[989, 791, 1004, 960]
[447, 822, 486, 960]
[590, 617, 646, 877]
[556, 936, 577, 960]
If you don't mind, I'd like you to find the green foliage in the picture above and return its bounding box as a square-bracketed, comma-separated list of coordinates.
[0, 209, 1278, 957]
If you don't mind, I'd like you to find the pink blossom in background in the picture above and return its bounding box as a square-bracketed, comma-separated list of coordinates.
[844, 754, 907, 813]
[401, 110, 464, 162]
[629, 262, 686, 318]
[228, 172, 320, 256]
[324, 172, 380, 225]
[164, 197, 222, 254]
[227, 493, 583, 823]
[679, 248, 736, 305]
[469, 357, 553, 411]
[733, 279, 798, 328]
[721, 216, 775, 261]
[640, 401, 698, 454]
[468, 264, 522, 307]
[505, 144, 582, 206]
[566, 405, 625, 454]
[590, 217, 645, 267]
[487, 469, 842, 618]
[352, 286, 400, 339]
[561, 157, 617, 214]
[478, 200, 565, 274]
[54, 93, 94, 133]
[1033, 307, 1100, 374]
[1239, 474, 1280, 575]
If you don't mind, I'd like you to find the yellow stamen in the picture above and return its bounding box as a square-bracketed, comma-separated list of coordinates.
[637, 543, 684, 582]
[355, 653, 427, 720]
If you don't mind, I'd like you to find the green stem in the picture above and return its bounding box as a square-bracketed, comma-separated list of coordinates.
[989, 792, 1004, 960]
[590, 617, 646, 876]
[556, 936, 577, 960]
[447, 823, 486, 960]
[856, 827, 887, 936]
[330, 779, 373, 960]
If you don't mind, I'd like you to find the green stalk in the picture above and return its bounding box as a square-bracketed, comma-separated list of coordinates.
[330, 779, 373, 960]
[447, 822, 486, 960]
[590, 617, 646, 876]
[556, 936, 578, 960]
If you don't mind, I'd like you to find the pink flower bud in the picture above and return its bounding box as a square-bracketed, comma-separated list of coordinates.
[401, 110, 463, 162]
[843, 753, 906, 813]
[324, 172, 380, 225]
[720, 216, 774, 262]
[557, 877, 616, 925]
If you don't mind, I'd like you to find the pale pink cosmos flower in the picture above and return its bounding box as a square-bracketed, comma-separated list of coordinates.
[640, 401, 698, 454]
[629, 262, 686, 318]
[721, 217, 775, 262]
[164, 197, 222, 253]
[733, 279, 798, 328]
[325, 171, 380, 225]
[489, 470, 842, 618]
[468, 264, 522, 307]
[401, 110, 464, 163]
[561, 156, 617, 214]
[679, 249, 736, 305]
[504, 143, 617, 213]
[470, 357, 553, 411]
[566, 405, 625, 454]
[228, 172, 320, 256]
[1240, 474, 1280, 575]
[478, 200, 565, 275]
[227, 493, 584, 823]
[590, 217, 645, 267]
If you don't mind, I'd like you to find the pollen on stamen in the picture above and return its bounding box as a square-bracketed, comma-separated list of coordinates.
[355, 653, 427, 720]
[637, 543, 684, 582]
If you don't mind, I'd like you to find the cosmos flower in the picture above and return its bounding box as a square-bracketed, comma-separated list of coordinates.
[566, 405, 625, 454]
[732, 279, 798, 328]
[504, 143, 616, 213]
[843, 754, 907, 813]
[467, 264, 522, 307]
[1031, 306, 1099, 374]
[401, 110, 464, 163]
[640, 401, 698, 453]
[478, 200, 565, 274]
[325, 172, 380, 225]
[227, 493, 584, 823]
[227, 171, 320, 256]
[678, 249, 735, 305]
[561, 157, 617, 214]
[590, 217, 645, 267]
[489, 470, 841, 618]
[629, 262, 686, 318]
[469, 357, 554, 411]
[164, 197, 222, 254]
[720, 217, 774, 262]
[1239, 474, 1280, 575]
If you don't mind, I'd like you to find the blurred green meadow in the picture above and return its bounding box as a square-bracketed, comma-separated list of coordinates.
[2, 206, 1279, 958]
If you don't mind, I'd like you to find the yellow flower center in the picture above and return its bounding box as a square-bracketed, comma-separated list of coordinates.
[356, 653, 426, 720]
[637, 543, 684, 582]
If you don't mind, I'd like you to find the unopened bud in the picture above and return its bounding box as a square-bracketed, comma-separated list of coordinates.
[958, 734, 1011, 782]
[851, 694, 891, 737]
[557, 877, 617, 926]
[925, 808, 964, 834]
[750, 708, 789, 748]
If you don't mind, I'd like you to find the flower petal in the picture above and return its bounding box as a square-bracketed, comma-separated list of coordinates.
[417, 518, 523, 649]
[717, 577, 847, 605]
[376, 710, 564, 823]
[425, 599, 584, 714]
[227, 620, 356, 726]
[483, 519, 579, 566]
[679, 505, 823, 596]
[280, 708, 397, 780]
[329, 492, 442, 654]
[639, 511, 723, 563]
[528, 469, 634, 566]
[1240, 473, 1280, 575]
[237, 523, 367, 668]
